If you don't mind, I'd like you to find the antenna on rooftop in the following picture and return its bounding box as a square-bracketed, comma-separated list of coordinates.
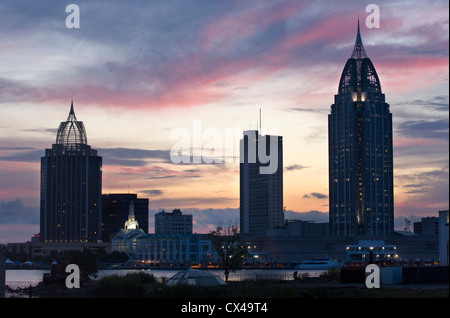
[259, 108, 262, 134]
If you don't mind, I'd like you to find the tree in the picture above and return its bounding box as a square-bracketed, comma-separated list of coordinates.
[209, 225, 248, 282]
[65, 247, 98, 281]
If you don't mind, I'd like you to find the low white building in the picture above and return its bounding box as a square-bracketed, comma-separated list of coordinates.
[112, 207, 214, 265]
[112, 230, 214, 265]
[346, 240, 398, 263]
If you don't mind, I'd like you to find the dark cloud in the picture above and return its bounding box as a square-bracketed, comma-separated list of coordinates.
[98, 148, 172, 166]
[139, 189, 164, 196]
[145, 175, 176, 179]
[395, 119, 449, 141]
[404, 95, 449, 112]
[285, 164, 308, 171]
[0, 148, 43, 162]
[303, 192, 328, 199]
[286, 107, 329, 113]
[0, 147, 36, 150]
[0, 199, 39, 224]
[0, 147, 173, 166]
[395, 165, 449, 217]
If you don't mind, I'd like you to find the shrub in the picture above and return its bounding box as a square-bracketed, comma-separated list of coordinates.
[95, 272, 156, 297]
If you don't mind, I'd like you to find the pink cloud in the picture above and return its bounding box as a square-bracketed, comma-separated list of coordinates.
[393, 136, 447, 148]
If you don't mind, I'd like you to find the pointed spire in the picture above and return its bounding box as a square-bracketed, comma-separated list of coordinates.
[67, 99, 77, 121]
[351, 19, 367, 59]
[129, 201, 135, 218]
[124, 201, 139, 231]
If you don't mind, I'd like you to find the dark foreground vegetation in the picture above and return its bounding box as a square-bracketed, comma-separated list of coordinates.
[7, 271, 448, 299]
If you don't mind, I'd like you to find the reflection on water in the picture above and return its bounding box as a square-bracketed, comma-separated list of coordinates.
[6, 268, 328, 289]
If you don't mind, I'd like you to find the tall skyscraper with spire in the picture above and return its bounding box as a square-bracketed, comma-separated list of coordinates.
[40, 102, 103, 242]
[328, 21, 394, 236]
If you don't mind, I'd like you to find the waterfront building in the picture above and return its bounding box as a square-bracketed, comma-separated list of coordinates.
[112, 214, 213, 265]
[345, 240, 398, 263]
[102, 193, 149, 241]
[438, 210, 449, 266]
[240, 130, 284, 235]
[155, 209, 192, 234]
[328, 21, 394, 236]
[40, 102, 102, 242]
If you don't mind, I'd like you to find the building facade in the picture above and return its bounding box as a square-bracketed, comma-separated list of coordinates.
[438, 210, 449, 266]
[328, 21, 394, 236]
[155, 209, 192, 234]
[40, 102, 102, 242]
[345, 240, 398, 263]
[414, 217, 439, 236]
[102, 193, 149, 241]
[113, 210, 212, 265]
[240, 130, 284, 235]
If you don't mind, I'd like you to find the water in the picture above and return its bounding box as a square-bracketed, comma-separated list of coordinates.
[5, 269, 51, 289]
[5, 268, 328, 289]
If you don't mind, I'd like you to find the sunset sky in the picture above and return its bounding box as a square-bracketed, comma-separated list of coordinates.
[0, 0, 448, 243]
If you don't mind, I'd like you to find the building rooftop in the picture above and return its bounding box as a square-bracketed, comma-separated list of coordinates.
[55, 101, 88, 148]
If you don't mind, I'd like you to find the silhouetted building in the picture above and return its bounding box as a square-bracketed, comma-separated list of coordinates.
[40, 102, 102, 242]
[414, 217, 439, 236]
[285, 220, 329, 236]
[438, 210, 449, 266]
[155, 209, 192, 234]
[328, 21, 394, 236]
[240, 130, 283, 235]
[102, 194, 149, 241]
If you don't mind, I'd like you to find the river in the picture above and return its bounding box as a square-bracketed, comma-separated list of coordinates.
[5, 268, 328, 289]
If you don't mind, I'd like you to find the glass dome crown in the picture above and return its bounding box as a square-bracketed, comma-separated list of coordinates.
[55, 101, 87, 147]
[338, 20, 381, 92]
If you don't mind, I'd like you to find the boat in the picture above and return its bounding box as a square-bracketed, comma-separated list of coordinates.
[294, 258, 342, 270]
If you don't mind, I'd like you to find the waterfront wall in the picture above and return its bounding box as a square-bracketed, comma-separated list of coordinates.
[6, 234, 440, 266]
[242, 234, 440, 262]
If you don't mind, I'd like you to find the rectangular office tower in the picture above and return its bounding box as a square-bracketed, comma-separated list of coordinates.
[102, 193, 149, 241]
[240, 130, 283, 235]
[328, 21, 394, 236]
[155, 209, 192, 234]
[40, 102, 102, 242]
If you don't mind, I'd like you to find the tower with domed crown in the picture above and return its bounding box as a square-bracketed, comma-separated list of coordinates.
[328, 21, 394, 236]
[40, 102, 102, 242]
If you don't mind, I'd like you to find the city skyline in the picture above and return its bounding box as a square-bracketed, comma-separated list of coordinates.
[0, 0, 448, 243]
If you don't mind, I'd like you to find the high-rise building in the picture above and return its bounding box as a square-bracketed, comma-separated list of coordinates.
[155, 209, 192, 234]
[102, 193, 149, 241]
[328, 21, 394, 236]
[240, 130, 283, 235]
[40, 102, 102, 242]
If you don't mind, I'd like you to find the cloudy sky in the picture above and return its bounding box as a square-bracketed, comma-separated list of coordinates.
[0, 0, 448, 243]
